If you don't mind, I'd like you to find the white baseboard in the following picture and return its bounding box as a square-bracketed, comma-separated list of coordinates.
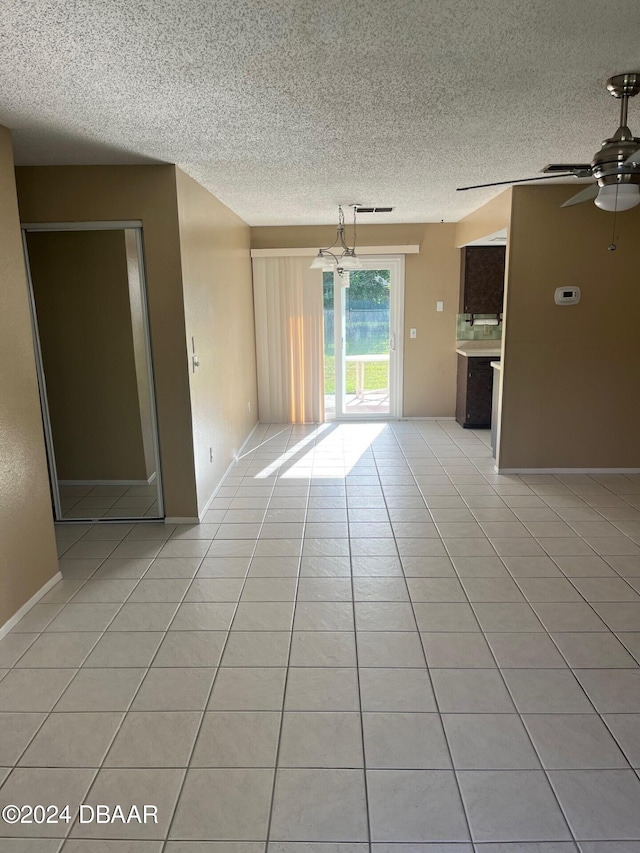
[330, 416, 402, 423]
[59, 472, 157, 486]
[198, 421, 260, 522]
[400, 416, 456, 421]
[197, 494, 218, 520]
[496, 467, 640, 474]
[0, 571, 63, 642]
[164, 516, 200, 525]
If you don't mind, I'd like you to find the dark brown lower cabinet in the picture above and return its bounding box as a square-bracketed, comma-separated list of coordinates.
[456, 355, 496, 428]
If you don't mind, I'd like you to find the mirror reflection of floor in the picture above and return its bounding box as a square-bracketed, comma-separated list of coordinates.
[59, 481, 159, 519]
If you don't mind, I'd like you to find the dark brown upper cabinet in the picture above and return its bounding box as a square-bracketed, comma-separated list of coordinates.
[459, 246, 506, 314]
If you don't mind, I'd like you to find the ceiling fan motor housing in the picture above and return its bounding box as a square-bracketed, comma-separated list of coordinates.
[592, 73, 640, 188]
[592, 138, 640, 187]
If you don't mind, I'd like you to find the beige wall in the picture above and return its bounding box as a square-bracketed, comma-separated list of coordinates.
[27, 230, 150, 481]
[0, 127, 58, 628]
[16, 166, 198, 517]
[455, 189, 513, 247]
[251, 223, 460, 417]
[499, 184, 640, 469]
[175, 169, 258, 514]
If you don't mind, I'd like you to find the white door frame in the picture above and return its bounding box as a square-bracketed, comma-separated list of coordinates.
[332, 254, 404, 420]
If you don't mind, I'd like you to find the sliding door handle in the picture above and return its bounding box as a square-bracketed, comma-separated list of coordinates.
[389, 334, 396, 352]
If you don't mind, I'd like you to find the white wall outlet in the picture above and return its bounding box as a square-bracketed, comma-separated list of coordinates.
[247, 401, 251, 412]
[436, 301, 444, 312]
[409, 328, 417, 339]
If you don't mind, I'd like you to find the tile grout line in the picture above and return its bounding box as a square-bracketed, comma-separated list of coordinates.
[158, 430, 293, 853]
[459, 594, 582, 846]
[345, 426, 374, 853]
[48, 459, 260, 847]
[378, 424, 476, 847]
[399, 421, 582, 845]
[60, 532, 209, 845]
[3, 421, 640, 848]
[2, 528, 172, 845]
[412, 424, 640, 670]
[438, 436, 593, 846]
[261, 428, 311, 853]
[444, 425, 640, 841]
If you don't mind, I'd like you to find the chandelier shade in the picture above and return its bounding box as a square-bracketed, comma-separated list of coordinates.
[309, 253, 337, 271]
[309, 205, 361, 275]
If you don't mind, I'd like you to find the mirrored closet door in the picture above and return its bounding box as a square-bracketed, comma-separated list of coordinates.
[22, 223, 164, 521]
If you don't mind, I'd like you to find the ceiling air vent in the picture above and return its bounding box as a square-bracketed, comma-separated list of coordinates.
[354, 206, 395, 213]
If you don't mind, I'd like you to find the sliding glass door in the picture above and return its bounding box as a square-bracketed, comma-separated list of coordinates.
[324, 255, 404, 420]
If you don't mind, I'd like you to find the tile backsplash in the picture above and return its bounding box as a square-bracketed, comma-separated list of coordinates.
[456, 313, 502, 341]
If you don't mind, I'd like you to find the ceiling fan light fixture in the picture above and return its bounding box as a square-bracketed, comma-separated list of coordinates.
[458, 73, 640, 216]
[594, 183, 640, 211]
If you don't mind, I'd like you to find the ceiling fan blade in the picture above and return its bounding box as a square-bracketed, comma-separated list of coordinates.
[561, 184, 599, 207]
[457, 174, 584, 192]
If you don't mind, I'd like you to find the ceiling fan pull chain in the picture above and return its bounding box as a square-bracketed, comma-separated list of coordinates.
[608, 195, 618, 251]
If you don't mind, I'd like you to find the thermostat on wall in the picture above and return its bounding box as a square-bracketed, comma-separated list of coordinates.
[554, 286, 581, 305]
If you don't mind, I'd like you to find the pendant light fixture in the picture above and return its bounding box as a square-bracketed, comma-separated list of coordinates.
[309, 205, 363, 275]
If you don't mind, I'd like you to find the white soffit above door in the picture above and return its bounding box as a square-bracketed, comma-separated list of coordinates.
[1, 0, 639, 225]
[464, 229, 508, 247]
[250, 246, 420, 257]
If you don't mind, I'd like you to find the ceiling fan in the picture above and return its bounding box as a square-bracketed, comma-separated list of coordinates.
[457, 73, 640, 212]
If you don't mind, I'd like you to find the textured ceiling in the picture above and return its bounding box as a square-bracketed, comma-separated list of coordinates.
[1, 0, 639, 225]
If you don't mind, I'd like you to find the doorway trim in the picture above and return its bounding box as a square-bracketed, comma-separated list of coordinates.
[20, 220, 165, 522]
[21, 220, 144, 231]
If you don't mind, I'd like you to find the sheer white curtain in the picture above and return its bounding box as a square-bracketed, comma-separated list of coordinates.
[252, 256, 324, 423]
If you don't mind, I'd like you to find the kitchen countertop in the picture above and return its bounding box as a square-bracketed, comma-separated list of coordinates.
[455, 341, 502, 358]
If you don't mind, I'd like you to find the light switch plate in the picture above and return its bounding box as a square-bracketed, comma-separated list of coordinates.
[409, 328, 417, 338]
[436, 301, 444, 312]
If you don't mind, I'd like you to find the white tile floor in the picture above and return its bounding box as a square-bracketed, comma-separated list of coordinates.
[59, 482, 160, 520]
[325, 389, 390, 418]
[1, 419, 640, 851]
